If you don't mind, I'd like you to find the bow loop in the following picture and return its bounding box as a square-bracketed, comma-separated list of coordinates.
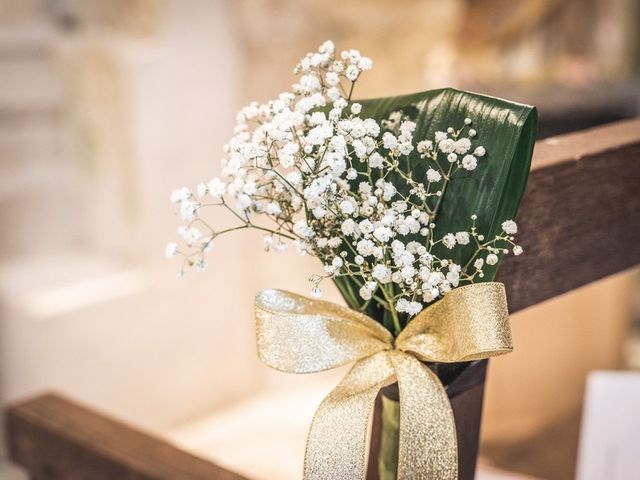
[395, 283, 513, 363]
[256, 289, 393, 373]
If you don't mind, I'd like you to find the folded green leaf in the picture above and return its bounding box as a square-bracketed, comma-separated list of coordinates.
[334, 88, 537, 331]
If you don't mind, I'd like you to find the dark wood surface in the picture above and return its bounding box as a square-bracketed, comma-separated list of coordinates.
[5, 118, 640, 479]
[5, 393, 247, 480]
[497, 118, 640, 313]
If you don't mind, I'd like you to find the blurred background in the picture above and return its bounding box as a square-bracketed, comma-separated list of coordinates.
[0, 1, 639, 479]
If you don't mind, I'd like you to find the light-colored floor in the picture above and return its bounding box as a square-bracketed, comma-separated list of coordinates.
[0, 457, 537, 480]
[168, 382, 541, 480]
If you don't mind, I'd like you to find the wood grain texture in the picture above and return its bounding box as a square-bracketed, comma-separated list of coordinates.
[6, 393, 248, 480]
[5, 118, 640, 479]
[497, 118, 640, 312]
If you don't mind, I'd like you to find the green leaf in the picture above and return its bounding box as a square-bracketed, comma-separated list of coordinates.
[334, 88, 537, 331]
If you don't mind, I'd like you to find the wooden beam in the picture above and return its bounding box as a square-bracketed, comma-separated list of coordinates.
[6, 393, 249, 480]
[497, 118, 640, 313]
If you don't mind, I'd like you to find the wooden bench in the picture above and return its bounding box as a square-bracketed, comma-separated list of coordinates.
[5, 118, 640, 479]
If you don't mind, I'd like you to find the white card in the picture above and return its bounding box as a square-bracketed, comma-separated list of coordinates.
[576, 371, 640, 480]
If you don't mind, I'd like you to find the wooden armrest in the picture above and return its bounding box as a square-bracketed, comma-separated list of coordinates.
[497, 118, 640, 312]
[5, 392, 249, 480]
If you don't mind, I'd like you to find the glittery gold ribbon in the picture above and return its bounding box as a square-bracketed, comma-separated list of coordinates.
[255, 282, 512, 480]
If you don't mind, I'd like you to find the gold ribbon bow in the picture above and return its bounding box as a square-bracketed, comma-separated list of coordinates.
[255, 282, 512, 480]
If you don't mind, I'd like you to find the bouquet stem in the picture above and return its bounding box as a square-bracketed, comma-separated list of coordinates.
[377, 394, 400, 480]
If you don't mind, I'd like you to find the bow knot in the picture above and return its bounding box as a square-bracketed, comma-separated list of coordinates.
[255, 282, 512, 480]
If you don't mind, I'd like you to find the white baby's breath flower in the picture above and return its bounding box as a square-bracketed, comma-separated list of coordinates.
[513, 245, 523, 255]
[417, 140, 432, 153]
[486, 253, 499, 265]
[275, 241, 289, 253]
[462, 155, 477, 171]
[373, 226, 393, 243]
[196, 183, 208, 197]
[207, 178, 226, 198]
[382, 132, 398, 150]
[345, 64, 359, 81]
[340, 199, 356, 215]
[369, 152, 384, 169]
[170, 186, 191, 204]
[501, 220, 518, 234]
[325, 71, 339, 86]
[178, 226, 201, 243]
[341, 219, 356, 236]
[328, 237, 341, 248]
[202, 240, 214, 253]
[455, 232, 470, 245]
[400, 121, 416, 135]
[359, 281, 376, 300]
[447, 264, 461, 281]
[396, 298, 409, 313]
[327, 87, 341, 101]
[435, 131, 447, 142]
[165, 242, 178, 258]
[293, 220, 314, 238]
[312, 206, 327, 219]
[442, 233, 456, 249]
[427, 168, 442, 182]
[438, 138, 456, 154]
[398, 142, 413, 156]
[319, 40, 335, 54]
[359, 286, 372, 300]
[406, 301, 423, 316]
[357, 238, 375, 256]
[180, 200, 198, 221]
[372, 264, 391, 283]
[359, 220, 374, 235]
[455, 138, 471, 154]
[474, 146, 486, 157]
[358, 57, 373, 70]
[195, 258, 208, 272]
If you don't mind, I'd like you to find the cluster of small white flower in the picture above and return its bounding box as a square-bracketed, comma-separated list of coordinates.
[167, 41, 522, 329]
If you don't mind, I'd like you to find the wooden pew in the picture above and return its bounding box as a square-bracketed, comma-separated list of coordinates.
[5, 118, 640, 479]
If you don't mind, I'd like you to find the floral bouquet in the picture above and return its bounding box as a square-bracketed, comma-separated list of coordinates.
[168, 41, 537, 480]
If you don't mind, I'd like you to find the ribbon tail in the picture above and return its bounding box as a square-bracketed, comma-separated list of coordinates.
[303, 351, 395, 480]
[390, 352, 458, 480]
